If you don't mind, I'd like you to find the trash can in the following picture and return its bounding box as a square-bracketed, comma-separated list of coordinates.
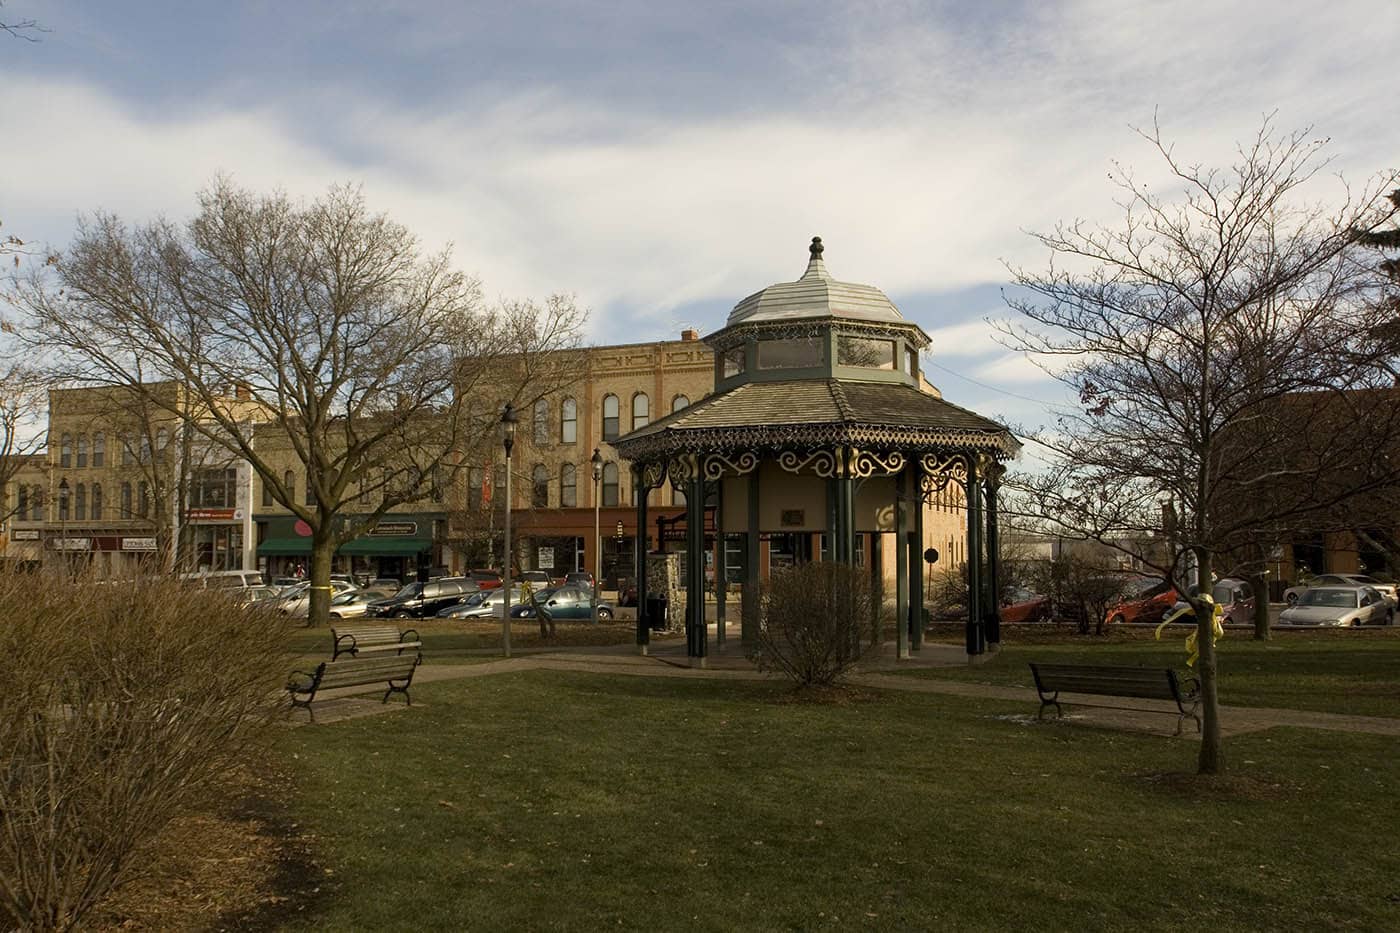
[646, 595, 669, 631]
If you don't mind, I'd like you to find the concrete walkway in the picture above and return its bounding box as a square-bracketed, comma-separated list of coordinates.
[293, 637, 1400, 740]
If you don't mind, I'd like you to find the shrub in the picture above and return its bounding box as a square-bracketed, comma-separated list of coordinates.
[750, 561, 879, 687]
[0, 572, 290, 932]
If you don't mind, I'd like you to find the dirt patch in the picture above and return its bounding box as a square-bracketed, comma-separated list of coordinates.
[772, 683, 886, 706]
[91, 763, 324, 932]
[1130, 769, 1298, 802]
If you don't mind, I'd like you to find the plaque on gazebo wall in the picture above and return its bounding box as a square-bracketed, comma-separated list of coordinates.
[780, 510, 804, 527]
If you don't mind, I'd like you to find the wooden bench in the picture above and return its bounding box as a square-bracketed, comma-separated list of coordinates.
[287, 653, 422, 721]
[1028, 662, 1201, 735]
[331, 623, 421, 661]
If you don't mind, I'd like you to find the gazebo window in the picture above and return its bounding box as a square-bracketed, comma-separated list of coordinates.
[722, 347, 745, 378]
[561, 398, 577, 444]
[837, 335, 895, 370]
[560, 463, 577, 507]
[602, 463, 619, 506]
[601, 395, 619, 441]
[531, 464, 549, 508]
[632, 393, 650, 430]
[757, 336, 824, 370]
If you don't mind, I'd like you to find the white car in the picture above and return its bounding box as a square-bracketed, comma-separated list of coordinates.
[279, 581, 359, 617]
[1284, 574, 1397, 606]
[1278, 586, 1393, 627]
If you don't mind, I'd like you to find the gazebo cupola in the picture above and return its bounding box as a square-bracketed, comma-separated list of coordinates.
[707, 237, 931, 392]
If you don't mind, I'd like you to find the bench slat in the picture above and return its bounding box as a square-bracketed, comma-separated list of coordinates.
[1029, 662, 1200, 735]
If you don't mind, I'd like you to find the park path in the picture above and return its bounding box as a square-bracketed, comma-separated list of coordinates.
[301, 640, 1400, 739]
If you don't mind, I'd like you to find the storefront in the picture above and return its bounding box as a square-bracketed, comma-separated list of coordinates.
[255, 514, 440, 584]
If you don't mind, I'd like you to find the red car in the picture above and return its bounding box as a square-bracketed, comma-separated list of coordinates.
[999, 589, 1051, 624]
[1105, 578, 1176, 626]
[470, 569, 503, 590]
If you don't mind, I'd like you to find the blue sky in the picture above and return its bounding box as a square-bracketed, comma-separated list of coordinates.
[3, 0, 1398, 444]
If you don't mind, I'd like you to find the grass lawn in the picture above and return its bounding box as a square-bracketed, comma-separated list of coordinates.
[908, 624, 1400, 719]
[278, 670, 1400, 931]
[285, 620, 680, 663]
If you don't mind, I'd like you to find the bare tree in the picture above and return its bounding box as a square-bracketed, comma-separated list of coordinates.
[998, 116, 1400, 775]
[0, 0, 43, 41]
[15, 180, 584, 625]
[0, 361, 47, 523]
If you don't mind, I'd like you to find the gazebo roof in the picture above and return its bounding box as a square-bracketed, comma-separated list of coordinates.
[613, 378, 1019, 461]
[723, 237, 909, 328]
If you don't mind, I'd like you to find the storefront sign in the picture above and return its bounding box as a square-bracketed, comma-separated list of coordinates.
[538, 546, 554, 569]
[9, 529, 39, 541]
[371, 521, 418, 536]
[187, 508, 241, 522]
[121, 537, 158, 552]
[51, 537, 92, 551]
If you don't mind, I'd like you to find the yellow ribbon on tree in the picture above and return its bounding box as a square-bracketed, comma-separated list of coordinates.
[1155, 592, 1225, 668]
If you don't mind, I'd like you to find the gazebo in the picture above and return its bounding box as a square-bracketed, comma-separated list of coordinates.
[614, 238, 1019, 665]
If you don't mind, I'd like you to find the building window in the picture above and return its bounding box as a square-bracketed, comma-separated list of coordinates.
[469, 467, 484, 510]
[30, 486, 43, 521]
[532, 464, 549, 508]
[758, 336, 825, 370]
[121, 434, 134, 466]
[16, 485, 26, 519]
[121, 482, 132, 517]
[60, 433, 72, 468]
[431, 465, 444, 503]
[139, 434, 151, 464]
[75, 483, 86, 521]
[304, 472, 315, 506]
[155, 427, 169, 461]
[76, 435, 88, 468]
[494, 464, 507, 510]
[91, 484, 103, 521]
[262, 476, 273, 507]
[93, 432, 105, 467]
[602, 462, 619, 507]
[533, 398, 549, 446]
[837, 335, 895, 369]
[672, 395, 690, 413]
[560, 463, 577, 508]
[191, 468, 237, 508]
[632, 393, 650, 430]
[284, 471, 295, 507]
[137, 481, 150, 519]
[58, 486, 70, 522]
[722, 346, 746, 378]
[601, 394, 619, 442]
[561, 398, 577, 444]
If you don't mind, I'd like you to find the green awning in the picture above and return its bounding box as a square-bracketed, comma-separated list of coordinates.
[257, 537, 311, 556]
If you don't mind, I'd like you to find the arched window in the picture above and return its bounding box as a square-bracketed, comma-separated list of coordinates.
[601, 394, 619, 442]
[30, 486, 42, 521]
[139, 434, 151, 464]
[262, 476, 273, 507]
[531, 464, 549, 508]
[632, 393, 650, 431]
[137, 481, 150, 518]
[602, 462, 619, 507]
[60, 433, 72, 468]
[284, 471, 295, 507]
[155, 427, 169, 462]
[672, 394, 690, 413]
[93, 432, 105, 467]
[560, 463, 577, 508]
[75, 483, 86, 521]
[468, 467, 484, 510]
[91, 484, 103, 520]
[533, 399, 549, 446]
[58, 484, 70, 522]
[304, 472, 315, 506]
[121, 434, 134, 466]
[16, 485, 27, 519]
[121, 482, 133, 518]
[561, 398, 577, 444]
[76, 435, 88, 468]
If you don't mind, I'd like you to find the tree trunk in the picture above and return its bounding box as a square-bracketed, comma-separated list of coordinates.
[307, 526, 335, 628]
[1248, 571, 1271, 641]
[1194, 549, 1225, 775]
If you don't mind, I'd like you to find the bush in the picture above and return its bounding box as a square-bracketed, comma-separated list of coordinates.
[0, 572, 290, 932]
[750, 561, 879, 687]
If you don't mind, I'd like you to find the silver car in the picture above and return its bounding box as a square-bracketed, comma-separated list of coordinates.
[1284, 574, 1397, 606]
[280, 581, 359, 617]
[437, 589, 508, 619]
[1278, 586, 1393, 627]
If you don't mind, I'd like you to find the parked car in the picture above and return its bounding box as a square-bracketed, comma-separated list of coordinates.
[271, 576, 302, 589]
[437, 588, 508, 619]
[1278, 585, 1393, 626]
[368, 576, 402, 590]
[1166, 578, 1256, 625]
[999, 588, 1051, 624]
[238, 585, 281, 606]
[327, 589, 391, 620]
[470, 569, 503, 590]
[1105, 577, 1177, 626]
[509, 585, 615, 622]
[518, 570, 553, 587]
[564, 571, 595, 589]
[369, 577, 478, 618]
[1284, 574, 1397, 606]
[180, 570, 267, 590]
[280, 580, 360, 617]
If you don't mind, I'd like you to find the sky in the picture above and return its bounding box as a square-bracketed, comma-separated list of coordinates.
[3, 0, 1398, 447]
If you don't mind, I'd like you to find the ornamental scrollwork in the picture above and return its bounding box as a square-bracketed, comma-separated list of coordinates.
[777, 449, 838, 478]
[667, 455, 699, 488]
[849, 448, 905, 479]
[641, 461, 668, 491]
[701, 451, 759, 480]
[920, 452, 969, 497]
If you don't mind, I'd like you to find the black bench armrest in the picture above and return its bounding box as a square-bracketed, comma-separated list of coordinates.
[287, 666, 322, 694]
[1179, 675, 1201, 701]
[400, 627, 419, 644]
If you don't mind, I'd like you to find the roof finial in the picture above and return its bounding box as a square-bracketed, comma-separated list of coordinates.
[800, 235, 830, 281]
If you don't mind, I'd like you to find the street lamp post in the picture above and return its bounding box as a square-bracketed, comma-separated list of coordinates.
[591, 448, 603, 626]
[501, 403, 518, 657]
[57, 478, 70, 578]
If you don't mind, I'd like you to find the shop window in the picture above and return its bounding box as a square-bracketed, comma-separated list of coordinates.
[561, 398, 577, 444]
[533, 398, 549, 446]
[602, 462, 619, 507]
[75, 484, 86, 521]
[91, 484, 103, 520]
[76, 435, 88, 468]
[60, 433, 71, 468]
[632, 393, 649, 430]
[601, 395, 619, 442]
[93, 432, 105, 467]
[531, 464, 549, 508]
[191, 468, 236, 508]
[560, 463, 577, 508]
